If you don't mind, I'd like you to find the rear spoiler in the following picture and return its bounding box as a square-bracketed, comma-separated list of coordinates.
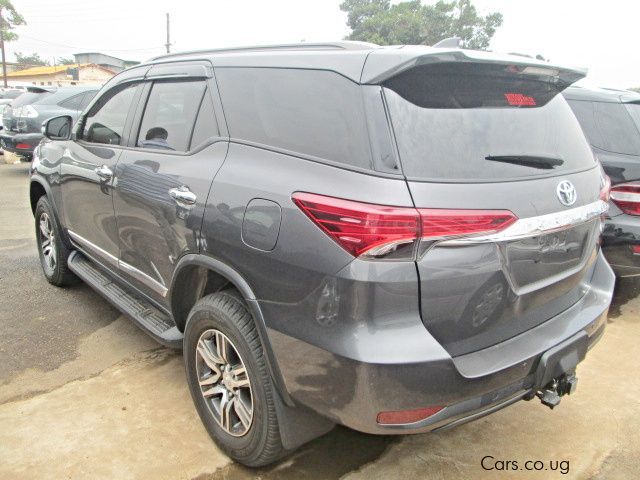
[361, 46, 587, 87]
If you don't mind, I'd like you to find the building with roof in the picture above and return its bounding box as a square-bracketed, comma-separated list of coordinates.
[6, 63, 116, 87]
[72, 52, 139, 73]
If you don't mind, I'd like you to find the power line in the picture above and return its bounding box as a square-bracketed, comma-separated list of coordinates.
[18, 34, 165, 52]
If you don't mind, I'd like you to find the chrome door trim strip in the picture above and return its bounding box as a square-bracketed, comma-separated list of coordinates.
[440, 200, 608, 245]
[68, 230, 119, 269]
[68, 230, 168, 297]
[119, 260, 168, 297]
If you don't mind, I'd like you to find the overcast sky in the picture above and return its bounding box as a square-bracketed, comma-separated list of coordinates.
[7, 0, 640, 88]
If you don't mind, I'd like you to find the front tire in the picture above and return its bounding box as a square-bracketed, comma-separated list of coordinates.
[34, 196, 76, 286]
[184, 292, 285, 467]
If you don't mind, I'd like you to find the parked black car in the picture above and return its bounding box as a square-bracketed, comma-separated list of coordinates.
[1, 86, 97, 160]
[564, 86, 640, 276]
[30, 43, 613, 467]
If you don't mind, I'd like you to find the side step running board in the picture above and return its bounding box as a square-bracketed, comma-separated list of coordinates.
[68, 251, 183, 349]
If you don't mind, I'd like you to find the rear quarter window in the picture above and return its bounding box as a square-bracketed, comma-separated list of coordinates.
[215, 67, 373, 170]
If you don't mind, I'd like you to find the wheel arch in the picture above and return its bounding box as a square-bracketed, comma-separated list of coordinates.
[169, 253, 294, 406]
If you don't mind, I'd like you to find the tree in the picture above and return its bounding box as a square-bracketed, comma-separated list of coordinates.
[340, 0, 503, 50]
[0, 0, 25, 87]
[14, 52, 48, 68]
[57, 57, 76, 65]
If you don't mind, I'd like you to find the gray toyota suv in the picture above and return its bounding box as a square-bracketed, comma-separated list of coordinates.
[29, 42, 614, 466]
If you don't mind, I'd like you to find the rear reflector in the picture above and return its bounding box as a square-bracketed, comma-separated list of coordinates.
[610, 182, 640, 216]
[292, 192, 517, 259]
[377, 406, 444, 425]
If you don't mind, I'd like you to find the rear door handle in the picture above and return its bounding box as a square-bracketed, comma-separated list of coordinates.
[169, 186, 197, 206]
[95, 165, 113, 181]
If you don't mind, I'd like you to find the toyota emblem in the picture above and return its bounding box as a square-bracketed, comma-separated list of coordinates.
[556, 180, 577, 206]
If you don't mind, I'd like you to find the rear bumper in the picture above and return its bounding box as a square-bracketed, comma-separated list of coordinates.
[265, 250, 614, 434]
[602, 213, 640, 277]
[0, 131, 41, 156]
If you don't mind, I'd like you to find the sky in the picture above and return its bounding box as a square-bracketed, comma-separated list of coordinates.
[5, 0, 640, 89]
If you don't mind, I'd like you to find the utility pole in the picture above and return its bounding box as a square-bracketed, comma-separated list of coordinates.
[0, 8, 7, 88]
[165, 13, 171, 53]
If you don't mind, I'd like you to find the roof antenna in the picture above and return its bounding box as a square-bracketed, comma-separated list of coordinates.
[433, 37, 462, 48]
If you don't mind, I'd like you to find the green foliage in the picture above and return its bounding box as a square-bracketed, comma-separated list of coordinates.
[57, 57, 77, 65]
[14, 52, 48, 67]
[0, 0, 26, 43]
[340, 0, 503, 50]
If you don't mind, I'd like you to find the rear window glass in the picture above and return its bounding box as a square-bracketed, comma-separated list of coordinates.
[215, 67, 372, 170]
[384, 64, 595, 181]
[11, 92, 50, 107]
[568, 100, 640, 156]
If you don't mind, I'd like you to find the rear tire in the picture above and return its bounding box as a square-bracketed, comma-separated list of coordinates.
[184, 291, 286, 467]
[34, 196, 76, 286]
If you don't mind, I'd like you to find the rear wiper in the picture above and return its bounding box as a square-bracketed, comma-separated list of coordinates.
[485, 155, 564, 170]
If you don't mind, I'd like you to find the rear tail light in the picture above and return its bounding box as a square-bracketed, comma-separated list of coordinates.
[292, 192, 517, 260]
[610, 182, 640, 216]
[18, 105, 38, 118]
[376, 406, 444, 425]
[15, 143, 30, 149]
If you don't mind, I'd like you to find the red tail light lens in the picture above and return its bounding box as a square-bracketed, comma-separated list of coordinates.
[504, 92, 536, 106]
[292, 192, 518, 259]
[610, 182, 640, 215]
[292, 192, 419, 258]
[15, 143, 31, 149]
[418, 209, 517, 239]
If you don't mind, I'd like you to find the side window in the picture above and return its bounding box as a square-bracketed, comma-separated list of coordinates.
[215, 68, 373, 169]
[593, 102, 640, 155]
[137, 80, 206, 152]
[80, 90, 98, 109]
[567, 100, 604, 148]
[82, 84, 139, 145]
[58, 93, 83, 110]
[190, 89, 219, 149]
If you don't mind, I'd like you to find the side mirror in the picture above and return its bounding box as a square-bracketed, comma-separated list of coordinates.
[42, 115, 72, 140]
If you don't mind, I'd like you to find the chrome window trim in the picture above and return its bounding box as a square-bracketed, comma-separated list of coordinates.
[68, 230, 168, 297]
[440, 200, 608, 245]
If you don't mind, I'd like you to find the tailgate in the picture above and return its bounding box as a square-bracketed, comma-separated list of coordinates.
[380, 56, 606, 355]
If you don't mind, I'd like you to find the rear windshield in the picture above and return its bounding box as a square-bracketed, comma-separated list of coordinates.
[567, 100, 640, 156]
[11, 92, 51, 107]
[384, 63, 595, 181]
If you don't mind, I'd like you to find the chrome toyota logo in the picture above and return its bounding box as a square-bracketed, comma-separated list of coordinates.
[556, 180, 577, 206]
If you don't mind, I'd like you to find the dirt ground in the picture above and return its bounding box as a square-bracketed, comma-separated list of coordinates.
[1, 162, 638, 480]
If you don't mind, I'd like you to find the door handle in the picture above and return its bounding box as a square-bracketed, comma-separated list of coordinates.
[95, 165, 113, 181]
[169, 186, 197, 206]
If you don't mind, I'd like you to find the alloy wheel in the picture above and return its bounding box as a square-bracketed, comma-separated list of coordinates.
[39, 212, 56, 273]
[195, 329, 254, 437]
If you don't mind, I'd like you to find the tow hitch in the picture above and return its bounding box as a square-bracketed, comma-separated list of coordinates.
[534, 373, 579, 409]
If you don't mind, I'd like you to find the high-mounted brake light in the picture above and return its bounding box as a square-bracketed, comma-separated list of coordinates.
[292, 192, 518, 259]
[504, 92, 537, 106]
[610, 182, 640, 216]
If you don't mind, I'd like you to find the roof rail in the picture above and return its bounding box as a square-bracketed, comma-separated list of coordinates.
[149, 41, 378, 61]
